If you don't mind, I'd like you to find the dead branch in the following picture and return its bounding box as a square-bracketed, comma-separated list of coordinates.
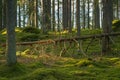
[1, 32, 120, 47]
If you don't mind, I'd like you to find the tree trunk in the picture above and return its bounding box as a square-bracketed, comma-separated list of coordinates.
[52, 0, 55, 31]
[71, 0, 74, 28]
[94, 0, 100, 29]
[43, 0, 51, 33]
[18, 3, 21, 27]
[23, 0, 26, 27]
[76, 0, 80, 36]
[6, 0, 17, 65]
[68, 0, 72, 32]
[0, 0, 2, 29]
[102, 0, 113, 54]
[62, 0, 68, 30]
[82, 0, 86, 29]
[3, 0, 6, 28]
[57, 0, 60, 32]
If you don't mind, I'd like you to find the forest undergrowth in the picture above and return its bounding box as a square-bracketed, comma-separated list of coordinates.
[0, 28, 120, 80]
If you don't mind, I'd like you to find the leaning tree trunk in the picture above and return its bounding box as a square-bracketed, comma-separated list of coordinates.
[6, 0, 17, 65]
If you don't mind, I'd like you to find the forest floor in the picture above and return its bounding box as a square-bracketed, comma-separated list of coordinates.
[0, 55, 120, 80]
[0, 28, 120, 80]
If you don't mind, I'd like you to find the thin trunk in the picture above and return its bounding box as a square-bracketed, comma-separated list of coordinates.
[23, 0, 26, 27]
[76, 0, 80, 36]
[87, 0, 90, 29]
[52, 0, 55, 31]
[94, 0, 100, 29]
[68, 0, 72, 32]
[18, 3, 21, 27]
[0, 0, 2, 29]
[116, 0, 119, 19]
[72, 0, 74, 28]
[83, 0, 85, 29]
[36, 0, 38, 28]
[58, 0, 60, 31]
[3, 0, 6, 28]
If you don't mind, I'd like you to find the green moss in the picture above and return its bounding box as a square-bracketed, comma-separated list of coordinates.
[0, 63, 28, 78]
[22, 27, 41, 34]
[112, 19, 120, 32]
[75, 59, 92, 67]
[1, 57, 120, 80]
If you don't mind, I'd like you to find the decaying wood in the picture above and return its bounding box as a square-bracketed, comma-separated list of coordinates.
[1, 32, 120, 47]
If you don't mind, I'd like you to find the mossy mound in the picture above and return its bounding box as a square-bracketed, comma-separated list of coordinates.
[112, 19, 120, 32]
[22, 27, 41, 34]
[20, 33, 40, 41]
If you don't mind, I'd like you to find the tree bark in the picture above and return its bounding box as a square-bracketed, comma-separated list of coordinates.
[102, 0, 113, 54]
[43, 0, 51, 33]
[93, 0, 100, 29]
[0, 0, 2, 29]
[18, 3, 21, 27]
[6, 0, 17, 65]
[76, 0, 80, 36]
[52, 0, 55, 31]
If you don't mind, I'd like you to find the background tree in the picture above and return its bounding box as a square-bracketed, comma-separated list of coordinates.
[6, 0, 17, 65]
[93, 0, 100, 29]
[0, 0, 2, 29]
[82, 0, 86, 29]
[42, 0, 51, 33]
[52, 0, 55, 31]
[68, 0, 72, 32]
[87, 0, 90, 29]
[76, 0, 80, 36]
[62, 0, 68, 30]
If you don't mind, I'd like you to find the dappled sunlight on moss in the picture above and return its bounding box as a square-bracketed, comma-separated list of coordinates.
[1, 28, 22, 35]
[75, 59, 92, 67]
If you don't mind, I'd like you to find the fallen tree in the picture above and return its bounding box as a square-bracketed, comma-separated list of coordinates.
[1, 32, 120, 47]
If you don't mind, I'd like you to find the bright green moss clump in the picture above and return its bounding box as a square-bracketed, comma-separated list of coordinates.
[112, 19, 120, 31]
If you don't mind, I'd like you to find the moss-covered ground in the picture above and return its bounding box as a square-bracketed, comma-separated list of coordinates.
[0, 28, 120, 80]
[0, 56, 120, 80]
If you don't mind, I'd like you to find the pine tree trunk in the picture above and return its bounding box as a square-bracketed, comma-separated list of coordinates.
[6, 0, 17, 65]
[52, 0, 55, 31]
[18, 3, 21, 27]
[102, 0, 113, 54]
[76, 0, 80, 36]
[0, 0, 2, 29]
